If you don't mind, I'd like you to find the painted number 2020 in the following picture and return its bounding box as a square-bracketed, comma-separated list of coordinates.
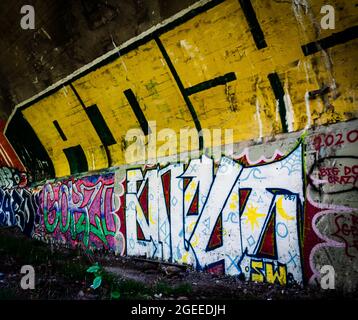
[313, 130, 358, 151]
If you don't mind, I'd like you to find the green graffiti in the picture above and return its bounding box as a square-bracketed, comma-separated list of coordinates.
[43, 208, 115, 247]
[42, 180, 116, 248]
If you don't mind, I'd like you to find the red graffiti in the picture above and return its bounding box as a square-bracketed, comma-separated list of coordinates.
[319, 166, 358, 186]
[312, 130, 358, 151]
[0, 121, 26, 171]
[332, 214, 358, 258]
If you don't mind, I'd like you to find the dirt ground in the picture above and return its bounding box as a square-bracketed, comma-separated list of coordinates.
[0, 227, 354, 300]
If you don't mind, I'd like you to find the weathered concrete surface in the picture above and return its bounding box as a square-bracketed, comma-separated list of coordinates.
[3, 0, 357, 180]
[0, 0, 357, 293]
[1, 119, 357, 292]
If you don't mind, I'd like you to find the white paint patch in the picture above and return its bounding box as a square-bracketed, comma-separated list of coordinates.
[255, 98, 263, 139]
[62, 85, 68, 97]
[120, 56, 128, 73]
[235, 148, 283, 165]
[180, 39, 196, 58]
[303, 61, 311, 84]
[180, 39, 205, 78]
[283, 93, 295, 132]
[304, 91, 311, 130]
[111, 35, 128, 73]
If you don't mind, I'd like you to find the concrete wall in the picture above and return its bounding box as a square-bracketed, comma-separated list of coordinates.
[1, 120, 357, 291]
[0, 0, 357, 291]
[4, 0, 357, 180]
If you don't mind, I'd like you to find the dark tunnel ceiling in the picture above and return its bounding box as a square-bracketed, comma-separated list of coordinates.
[0, 0, 197, 120]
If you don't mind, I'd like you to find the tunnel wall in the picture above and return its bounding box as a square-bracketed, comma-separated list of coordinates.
[4, 0, 357, 180]
[0, 0, 357, 291]
[1, 120, 357, 291]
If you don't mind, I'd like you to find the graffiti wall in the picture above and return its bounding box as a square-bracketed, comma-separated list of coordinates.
[37, 173, 126, 254]
[0, 0, 356, 292]
[125, 143, 304, 284]
[0, 165, 34, 236]
[306, 122, 358, 291]
[1, 120, 356, 290]
[0, 187, 40, 237]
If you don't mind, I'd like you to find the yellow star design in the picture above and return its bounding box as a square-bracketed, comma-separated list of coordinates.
[244, 204, 266, 231]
